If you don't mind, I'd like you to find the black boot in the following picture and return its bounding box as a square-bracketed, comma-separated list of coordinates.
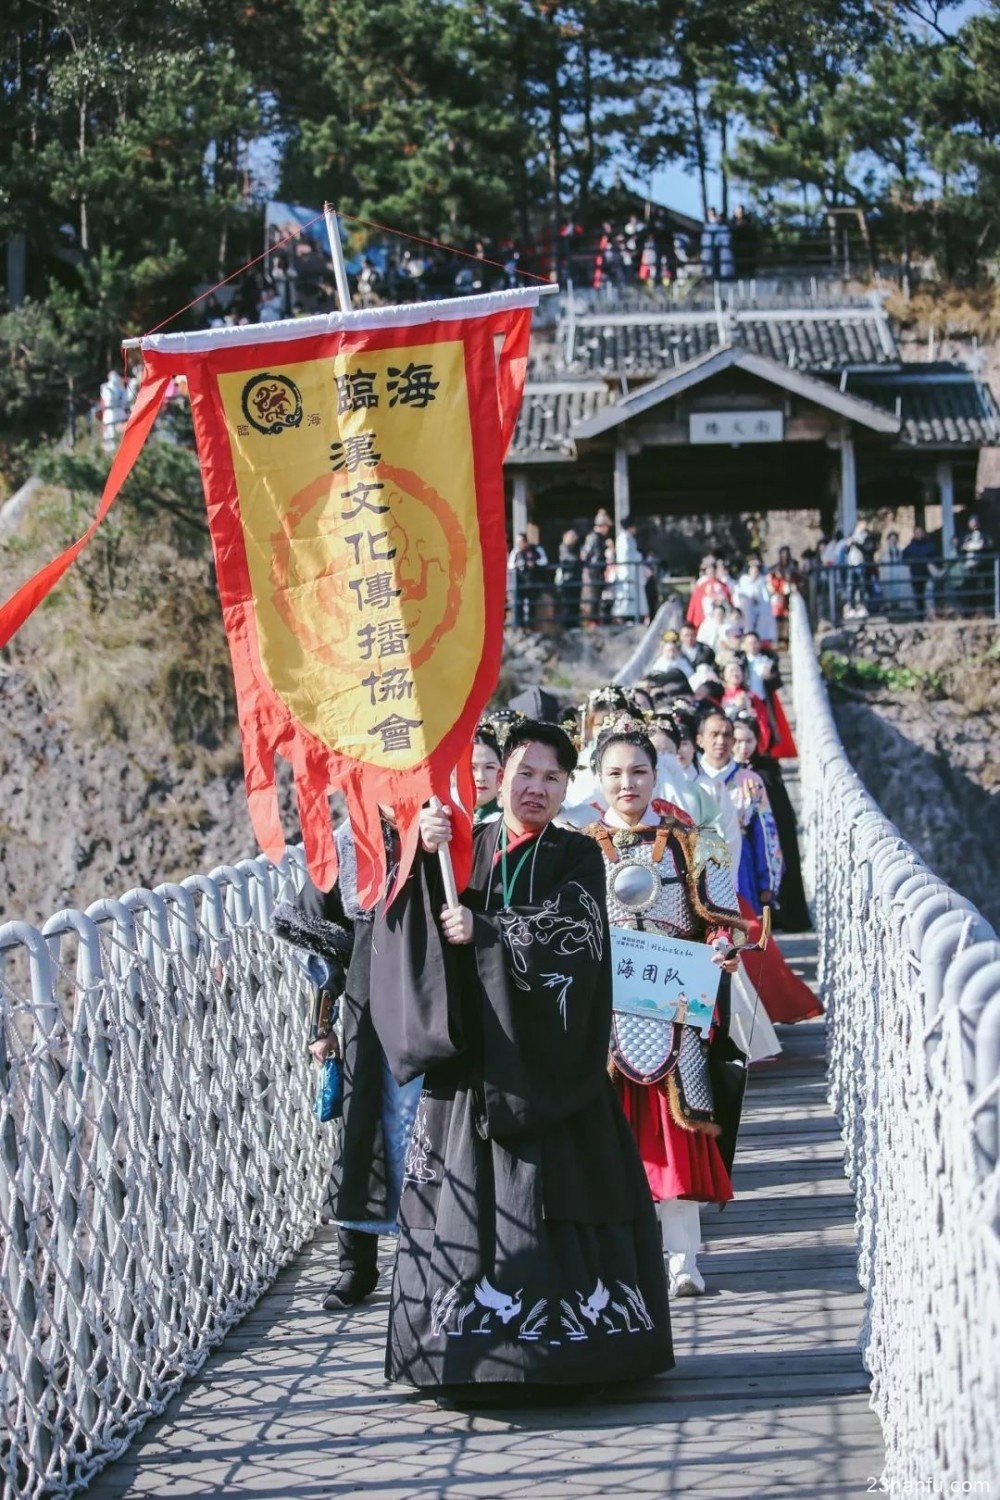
[322, 1228, 379, 1310]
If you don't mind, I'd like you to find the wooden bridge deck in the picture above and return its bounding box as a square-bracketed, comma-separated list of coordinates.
[88, 932, 884, 1499]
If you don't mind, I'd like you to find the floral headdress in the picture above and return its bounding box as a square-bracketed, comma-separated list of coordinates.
[558, 704, 584, 751]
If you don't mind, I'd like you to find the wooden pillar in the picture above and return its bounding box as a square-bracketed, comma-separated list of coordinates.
[614, 440, 630, 530]
[512, 470, 529, 539]
[937, 459, 956, 559]
[838, 432, 858, 537]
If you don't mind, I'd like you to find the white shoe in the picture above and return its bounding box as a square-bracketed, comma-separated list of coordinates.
[668, 1252, 705, 1297]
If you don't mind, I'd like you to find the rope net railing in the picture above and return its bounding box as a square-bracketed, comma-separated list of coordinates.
[0, 851, 332, 1499]
[791, 591, 1000, 1490]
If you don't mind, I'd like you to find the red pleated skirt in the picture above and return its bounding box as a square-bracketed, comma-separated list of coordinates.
[768, 691, 798, 760]
[616, 1075, 734, 1205]
[739, 897, 823, 1024]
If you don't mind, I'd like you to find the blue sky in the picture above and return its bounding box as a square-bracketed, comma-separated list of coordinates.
[648, 0, 991, 220]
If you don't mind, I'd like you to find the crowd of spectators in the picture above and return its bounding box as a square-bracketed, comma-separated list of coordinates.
[803, 517, 995, 619]
[507, 521, 809, 637]
[508, 511, 998, 634]
[591, 204, 760, 291]
[245, 206, 766, 321]
[508, 510, 661, 630]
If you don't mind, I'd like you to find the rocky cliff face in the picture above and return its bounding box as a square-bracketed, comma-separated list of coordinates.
[826, 619, 1000, 929]
[0, 669, 294, 927]
[0, 616, 646, 927]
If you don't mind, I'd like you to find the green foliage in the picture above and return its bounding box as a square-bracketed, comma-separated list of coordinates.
[5, 0, 1000, 480]
[36, 435, 208, 553]
[280, 0, 526, 237]
[820, 650, 945, 696]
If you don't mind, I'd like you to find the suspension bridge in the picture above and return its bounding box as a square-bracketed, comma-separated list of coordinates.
[2, 595, 998, 1498]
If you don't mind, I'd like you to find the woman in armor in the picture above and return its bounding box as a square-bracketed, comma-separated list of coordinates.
[582, 716, 749, 1297]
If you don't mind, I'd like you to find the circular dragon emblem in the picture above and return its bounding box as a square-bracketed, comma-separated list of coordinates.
[241, 372, 303, 435]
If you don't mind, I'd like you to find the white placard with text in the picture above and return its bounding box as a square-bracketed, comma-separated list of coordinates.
[611, 929, 721, 1038]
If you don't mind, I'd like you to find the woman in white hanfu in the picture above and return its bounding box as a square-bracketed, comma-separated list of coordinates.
[612, 518, 646, 622]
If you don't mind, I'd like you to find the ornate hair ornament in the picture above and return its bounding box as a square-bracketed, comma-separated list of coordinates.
[587, 684, 629, 710]
[479, 707, 524, 748]
[660, 629, 680, 644]
[558, 705, 583, 751]
[649, 712, 682, 741]
[606, 712, 650, 737]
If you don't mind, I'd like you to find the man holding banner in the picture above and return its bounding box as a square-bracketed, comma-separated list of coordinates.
[371, 719, 673, 1398]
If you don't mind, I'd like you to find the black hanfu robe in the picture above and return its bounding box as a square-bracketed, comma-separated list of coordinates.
[371, 821, 674, 1390]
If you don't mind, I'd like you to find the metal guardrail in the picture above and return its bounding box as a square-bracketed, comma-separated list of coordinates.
[811, 552, 1000, 626]
[0, 851, 330, 1499]
[506, 562, 684, 630]
[790, 591, 1000, 1490]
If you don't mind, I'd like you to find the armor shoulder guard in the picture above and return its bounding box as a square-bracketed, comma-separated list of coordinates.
[650, 798, 696, 829]
[693, 825, 732, 875]
[672, 825, 750, 935]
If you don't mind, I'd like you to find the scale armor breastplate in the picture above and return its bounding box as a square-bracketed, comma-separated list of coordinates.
[603, 839, 699, 938]
[597, 826, 720, 1133]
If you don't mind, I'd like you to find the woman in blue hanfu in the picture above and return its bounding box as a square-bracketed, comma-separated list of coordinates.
[582, 716, 750, 1298]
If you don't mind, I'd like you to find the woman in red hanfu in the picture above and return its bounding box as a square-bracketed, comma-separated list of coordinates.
[686, 557, 731, 629]
[727, 712, 822, 1023]
[720, 660, 773, 754]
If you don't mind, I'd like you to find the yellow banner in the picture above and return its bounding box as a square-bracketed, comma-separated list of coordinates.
[218, 337, 483, 769]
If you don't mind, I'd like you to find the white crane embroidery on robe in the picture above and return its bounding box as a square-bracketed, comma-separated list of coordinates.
[428, 1276, 653, 1341]
[497, 883, 604, 992]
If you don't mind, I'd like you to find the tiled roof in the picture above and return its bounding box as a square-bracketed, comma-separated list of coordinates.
[509, 358, 997, 460]
[736, 313, 894, 369]
[840, 369, 1000, 448]
[572, 320, 721, 376]
[509, 382, 611, 459]
[566, 307, 897, 378]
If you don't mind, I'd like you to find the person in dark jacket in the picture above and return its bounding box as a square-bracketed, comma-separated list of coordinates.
[556, 528, 583, 626]
[510, 534, 542, 628]
[580, 510, 613, 625]
[274, 818, 420, 1310]
[902, 526, 939, 618]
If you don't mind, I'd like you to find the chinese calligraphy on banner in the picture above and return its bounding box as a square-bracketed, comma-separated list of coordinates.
[0, 289, 540, 903]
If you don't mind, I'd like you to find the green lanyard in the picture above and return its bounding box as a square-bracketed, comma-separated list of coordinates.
[499, 825, 535, 908]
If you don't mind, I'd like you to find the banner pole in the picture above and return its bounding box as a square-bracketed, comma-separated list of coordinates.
[323, 202, 353, 312]
[428, 796, 461, 909]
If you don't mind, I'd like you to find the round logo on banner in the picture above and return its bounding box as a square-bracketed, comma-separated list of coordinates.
[241, 373, 303, 435]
